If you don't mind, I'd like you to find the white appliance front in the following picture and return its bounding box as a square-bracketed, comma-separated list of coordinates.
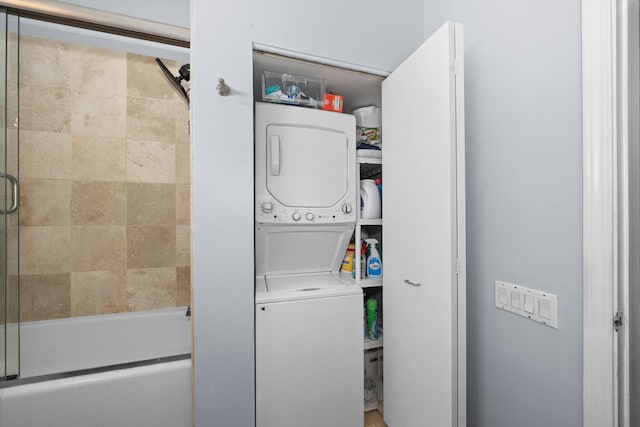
[255, 102, 357, 225]
[255, 272, 361, 303]
[255, 284, 363, 427]
[255, 224, 353, 277]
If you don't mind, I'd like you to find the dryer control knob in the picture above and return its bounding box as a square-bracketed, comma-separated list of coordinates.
[342, 203, 353, 214]
[292, 212, 301, 221]
[305, 212, 315, 221]
[261, 202, 273, 213]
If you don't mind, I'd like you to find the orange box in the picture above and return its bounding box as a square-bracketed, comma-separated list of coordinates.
[323, 94, 344, 112]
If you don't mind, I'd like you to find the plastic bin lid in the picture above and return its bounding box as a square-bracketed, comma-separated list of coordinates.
[353, 105, 381, 128]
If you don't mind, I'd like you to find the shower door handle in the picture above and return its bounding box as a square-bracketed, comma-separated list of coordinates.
[0, 172, 19, 214]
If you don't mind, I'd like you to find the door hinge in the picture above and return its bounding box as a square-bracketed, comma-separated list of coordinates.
[614, 311, 624, 332]
[455, 258, 460, 275]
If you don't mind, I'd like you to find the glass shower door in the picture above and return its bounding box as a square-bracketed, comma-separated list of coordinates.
[1, 10, 19, 381]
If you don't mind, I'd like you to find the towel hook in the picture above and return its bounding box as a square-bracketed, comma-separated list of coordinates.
[217, 78, 230, 96]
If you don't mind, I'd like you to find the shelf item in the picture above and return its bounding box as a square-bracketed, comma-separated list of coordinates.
[357, 155, 383, 165]
[364, 332, 383, 350]
[364, 400, 379, 413]
[262, 71, 325, 108]
[358, 218, 383, 226]
[364, 347, 383, 416]
[357, 148, 382, 159]
[360, 277, 383, 288]
[358, 157, 382, 181]
[360, 179, 382, 219]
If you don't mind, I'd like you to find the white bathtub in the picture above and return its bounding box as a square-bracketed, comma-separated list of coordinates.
[0, 308, 192, 427]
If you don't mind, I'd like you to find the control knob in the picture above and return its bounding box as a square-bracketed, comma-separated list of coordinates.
[342, 203, 353, 214]
[292, 212, 301, 221]
[261, 202, 273, 213]
[305, 212, 315, 221]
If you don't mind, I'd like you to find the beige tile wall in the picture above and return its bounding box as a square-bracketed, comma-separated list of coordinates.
[18, 35, 191, 321]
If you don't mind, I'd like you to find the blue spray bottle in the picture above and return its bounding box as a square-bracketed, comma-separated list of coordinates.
[365, 238, 382, 277]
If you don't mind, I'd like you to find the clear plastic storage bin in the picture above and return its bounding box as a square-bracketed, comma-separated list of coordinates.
[262, 71, 326, 108]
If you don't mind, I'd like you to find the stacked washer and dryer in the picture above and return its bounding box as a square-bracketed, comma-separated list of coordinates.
[254, 102, 364, 427]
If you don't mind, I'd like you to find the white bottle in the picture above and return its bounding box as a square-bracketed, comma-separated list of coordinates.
[365, 238, 382, 277]
[360, 179, 382, 219]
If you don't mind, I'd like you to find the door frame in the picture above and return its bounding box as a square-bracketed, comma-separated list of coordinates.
[582, 0, 635, 426]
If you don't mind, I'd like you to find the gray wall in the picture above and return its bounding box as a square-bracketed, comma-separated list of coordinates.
[190, 1, 424, 425]
[423, 2, 583, 427]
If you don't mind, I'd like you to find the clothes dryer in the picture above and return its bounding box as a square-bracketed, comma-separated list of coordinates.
[254, 102, 357, 225]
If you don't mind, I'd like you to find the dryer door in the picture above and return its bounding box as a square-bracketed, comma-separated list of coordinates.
[266, 124, 348, 207]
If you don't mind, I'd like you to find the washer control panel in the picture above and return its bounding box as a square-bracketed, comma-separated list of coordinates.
[256, 195, 356, 224]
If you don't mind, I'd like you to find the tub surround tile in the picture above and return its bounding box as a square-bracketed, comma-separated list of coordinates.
[20, 130, 72, 179]
[20, 85, 71, 133]
[72, 135, 126, 181]
[19, 178, 71, 226]
[126, 267, 177, 311]
[70, 45, 126, 96]
[174, 104, 190, 144]
[5, 275, 20, 323]
[127, 183, 176, 226]
[20, 273, 71, 321]
[176, 185, 190, 226]
[71, 270, 126, 316]
[6, 226, 18, 275]
[127, 226, 176, 269]
[20, 35, 71, 88]
[126, 139, 175, 183]
[20, 226, 71, 275]
[126, 96, 176, 143]
[18, 34, 192, 320]
[71, 181, 126, 226]
[176, 225, 191, 267]
[1, 128, 18, 170]
[176, 266, 191, 307]
[175, 143, 191, 184]
[71, 226, 126, 272]
[127, 54, 179, 101]
[70, 90, 126, 137]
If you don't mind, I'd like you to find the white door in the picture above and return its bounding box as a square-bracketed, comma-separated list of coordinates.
[382, 21, 466, 427]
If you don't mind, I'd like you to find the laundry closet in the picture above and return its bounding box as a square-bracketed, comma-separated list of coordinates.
[253, 21, 466, 427]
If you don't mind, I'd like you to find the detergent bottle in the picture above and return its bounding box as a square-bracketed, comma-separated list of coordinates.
[365, 238, 382, 277]
[366, 298, 379, 340]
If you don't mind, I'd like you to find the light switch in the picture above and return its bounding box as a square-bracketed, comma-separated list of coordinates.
[524, 294, 535, 314]
[538, 299, 551, 319]
[498, 288, 508, 305]
[494, 280, 558, 329]
[510, 291, 521, 309]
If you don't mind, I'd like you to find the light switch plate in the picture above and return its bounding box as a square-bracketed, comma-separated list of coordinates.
[494, 280, 558, 329]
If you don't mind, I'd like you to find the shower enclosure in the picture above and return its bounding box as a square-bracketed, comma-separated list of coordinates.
[0, 3, 190, 383]
[0, 10, 19, 381]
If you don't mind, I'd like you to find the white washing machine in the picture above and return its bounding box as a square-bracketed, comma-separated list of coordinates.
[254, 103, 363, 427]
[255, 274, 363, 427]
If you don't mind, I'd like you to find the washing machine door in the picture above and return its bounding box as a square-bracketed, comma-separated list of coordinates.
[266, 123, 349, 207]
